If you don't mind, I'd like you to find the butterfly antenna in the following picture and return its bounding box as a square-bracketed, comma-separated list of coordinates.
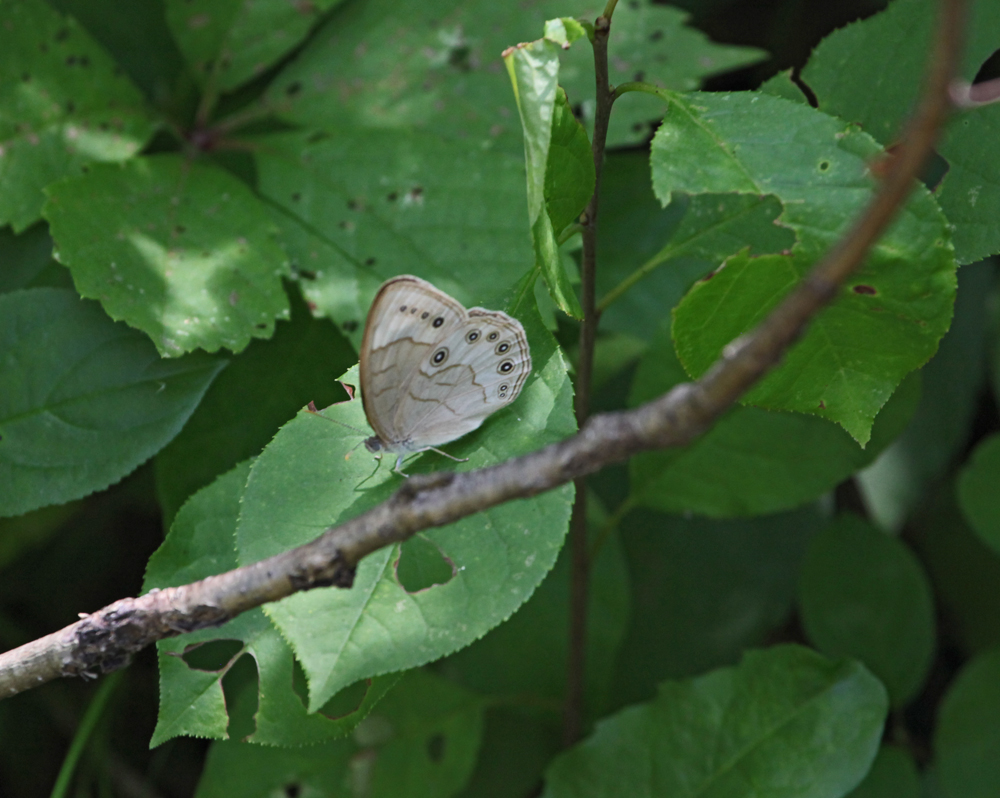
[306, 402, 369, 436]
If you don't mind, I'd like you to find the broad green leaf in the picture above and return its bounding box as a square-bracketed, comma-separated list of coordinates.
[627, 320, 919, 518]
[957, 433, 1000, 556]
[145, 462, 400, 747]
[653, 91, 955, 445]
[194, 670, 484, 798]
[236, 300, 575, 710]
[543, 645, 888, 798]
[610, 505, 823, 708]
[504, 19, 589, 318]
[0, 223, 55, 293]
[934, 647, 1000, 798]
[557, 1, 767, 147]
[799, 0, 1000, 264]
[0, 288, 224, 518]
[846, 745, 920, 798]
[261, 0, 762, 152]
[595, 152, 795, 340]
[44, 154, 291, 357]
[857, 260, 993, 530]
[438, 492, 629, 718]
[154, 294, 355, 527]
[913, 484, 1000, 654]
[0, 0, 156, 232]
[253, 129, 532, 315]
[165, 0, 345, 94]
[798, 514, 935, 706]
[455, 706, 561, 798]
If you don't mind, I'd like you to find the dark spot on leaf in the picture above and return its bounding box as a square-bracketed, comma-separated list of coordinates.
[65, 100, 75, 113]
[427, 733, 446, 762]
[634, 71, 645, 82]
[65, 55, 77, 66]
[21, 72, 30, 82]
[256, 323, 268, 329]
[284, 784, 301, 798]
[387, 192, 398, 201]
[291, 192, 301, 201]
[174, 225, 186, 235]
[347, 199, 358, 210]
[286, 80, 302, 96]
[79, 55, 90, 67]
[55, 28, 69, 42]
[632, 122, 645, 132]
[298, 269, 316, 280]
[306, 300, 318, 311]
[364, 257, 376, 266]
[342, 320, 359, 332]
[99, 122, 109, 131]
[819, 400, 826, 409]
[650, 30, 663, 41]
[818, 160, 830, 171]
[853, 284, 877, 295]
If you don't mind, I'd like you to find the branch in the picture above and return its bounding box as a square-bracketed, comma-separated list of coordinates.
[0, 0, 965, 702]
[564, 6, 616, 748]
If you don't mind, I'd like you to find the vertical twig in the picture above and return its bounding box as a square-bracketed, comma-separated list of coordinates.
[564, 8, 616, 747]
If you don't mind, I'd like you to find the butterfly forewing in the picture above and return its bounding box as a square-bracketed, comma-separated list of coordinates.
[359, 275, 531, 455]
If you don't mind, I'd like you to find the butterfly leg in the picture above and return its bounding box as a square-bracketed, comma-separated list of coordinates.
[426, 446, 469, 464]
[393, 454, 410, 477]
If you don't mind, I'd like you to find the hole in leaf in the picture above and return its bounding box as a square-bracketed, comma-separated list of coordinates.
[284, 785, 301, 798]
[973, 48, 1000, 83]
[396, 535, 456, 592]
[181, 639, 243, 671]
[221, 654, 259, 741]
[427, 732, 446, 762]
[818, 160, 830, 172]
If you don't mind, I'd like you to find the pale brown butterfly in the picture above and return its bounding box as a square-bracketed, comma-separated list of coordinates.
[357, 275, 532, 475]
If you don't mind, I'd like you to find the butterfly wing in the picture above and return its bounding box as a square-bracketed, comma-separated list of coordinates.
[359, 276, 466, 446]
[392, 307, 532, 450]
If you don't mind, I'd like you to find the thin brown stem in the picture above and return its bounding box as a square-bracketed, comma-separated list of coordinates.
[564, 10, 616, 748]
[0, 0, 965, 705]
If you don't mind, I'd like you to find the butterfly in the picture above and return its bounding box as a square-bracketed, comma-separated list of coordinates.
[358, 275, 532, 475]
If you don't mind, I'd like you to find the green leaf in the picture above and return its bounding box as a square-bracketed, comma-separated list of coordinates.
[0, 0, 156, 232]
[0, 287, 224, 518]
[913, 484, 1000, 655]
[934, 647, 1000, 798]
[194, 670, 484, 798]
[957, 433, 1000, 556]
[439, 492, 630, 718]
[595, 152, 796, 340]
[857, 260, 993, 530]
[543, 645, 888, 798]
[154, 293, 356, 526]
[44, 154, 291, 357]
[627, 320, 920, 517]
[798, 514, 935, 706]
[799, 0, 1000, 264]
[146, 461, 401, 747]
[846, 745, 920, 798]
[558, 1, 767, 147]
[235, 300, 575, 710]
[504, 26, 590, 317]
[0, 223, 56, 293]
[253, 129, 532, 315]
[610, 505, 822, 707]
[164, 0, 345, 94]
[653, 91, 955, 445]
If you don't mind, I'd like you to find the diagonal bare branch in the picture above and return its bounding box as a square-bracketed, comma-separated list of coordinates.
[0, 0, 966, 702]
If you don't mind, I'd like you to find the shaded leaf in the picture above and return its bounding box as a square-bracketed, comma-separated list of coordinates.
[846, 745, 920, 798]
[628, 320, 919, 517]
[543, 645, 887, 798]
[44, 154, 291, 357]
[957, 433, 1000, 556]
[798, 514, 935, 706]
[653, 91, 954, 444]
[0, 0, 155, 231]
[0, 288, 224, 518]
